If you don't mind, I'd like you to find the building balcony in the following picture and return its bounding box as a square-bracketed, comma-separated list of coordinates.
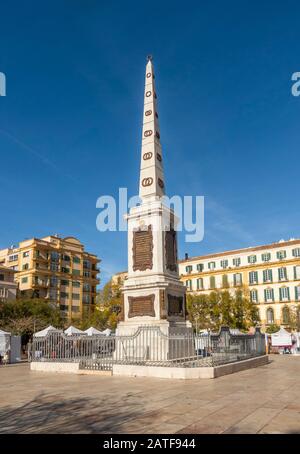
[33, 280, 49, 288]
[34, 265, 49, 272]
[33, 255, 49, 262]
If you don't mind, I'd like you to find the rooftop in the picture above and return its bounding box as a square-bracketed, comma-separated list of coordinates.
[179, 238, 300, 263]
[0, 235, 99, 260]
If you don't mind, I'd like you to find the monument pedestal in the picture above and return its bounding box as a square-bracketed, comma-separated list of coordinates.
[115, 322, 193, 362]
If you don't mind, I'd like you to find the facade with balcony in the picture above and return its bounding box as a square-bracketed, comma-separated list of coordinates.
[178, 239, 300, 327]
[0, 266, 17, 302]
[0, 235, 100, 319]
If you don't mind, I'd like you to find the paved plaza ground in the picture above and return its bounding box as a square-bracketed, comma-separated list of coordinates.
[0, 356, 299, 434]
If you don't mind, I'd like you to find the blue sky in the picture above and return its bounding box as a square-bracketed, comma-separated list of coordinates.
[0, 1, 299, 285]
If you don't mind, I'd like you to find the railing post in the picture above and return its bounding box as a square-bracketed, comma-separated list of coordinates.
[254, 327, 263, 355]
[219, 326, 230, 354]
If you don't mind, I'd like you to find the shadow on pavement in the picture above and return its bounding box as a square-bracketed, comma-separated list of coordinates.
[0, 393, 145, 434]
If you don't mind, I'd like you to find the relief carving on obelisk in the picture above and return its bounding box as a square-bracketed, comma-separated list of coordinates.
[132, 225, 153, 271]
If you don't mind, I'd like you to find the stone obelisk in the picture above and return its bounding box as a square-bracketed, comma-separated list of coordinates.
[116, 56, 191, 337]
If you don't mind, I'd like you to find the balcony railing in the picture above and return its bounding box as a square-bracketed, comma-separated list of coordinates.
[33, 280, 49, 287]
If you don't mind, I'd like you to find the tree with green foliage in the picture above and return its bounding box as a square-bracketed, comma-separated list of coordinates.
[73, 278, 122, 332]
[0, 298, 64, 343]
[265, 324, 280, 334]
[282, 305, 300, 332]
[186, 288, 260, 332]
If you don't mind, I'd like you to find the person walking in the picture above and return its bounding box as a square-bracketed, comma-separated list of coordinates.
[3, 350, 9, 365]
[27, 341, 32, 362]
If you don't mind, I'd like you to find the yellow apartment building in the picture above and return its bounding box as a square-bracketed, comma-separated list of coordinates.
[0, 235, 100, 319]
[179, 239, 300, 328]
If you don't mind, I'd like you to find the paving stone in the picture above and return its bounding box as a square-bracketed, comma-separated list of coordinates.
[223, 407, 282, 434]
[0, 357, 300, 434]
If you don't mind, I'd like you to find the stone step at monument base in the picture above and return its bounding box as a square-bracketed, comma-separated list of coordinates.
[112, 355, 269, 380]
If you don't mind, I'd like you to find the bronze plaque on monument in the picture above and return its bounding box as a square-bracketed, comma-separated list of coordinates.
[165, 227, 178, 272]
[128, 294, 155, 318]
[168, 294, 184, 317]
[132, 225, 153, 271]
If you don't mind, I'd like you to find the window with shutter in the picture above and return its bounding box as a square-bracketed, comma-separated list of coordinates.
[234, 273, 242, 286]
[222, 274, 229, 288]
[277, 250, 287, 260]
[210, 276, 216, 289]
[266, 308, 274, 324]
[282, 306, 290, 324]
[249, 271, 258, 284]
[186, 279, 192, 290]
[292, 248, 300, 257]
[280, 287, 290, 301]
[250, 289, 258, 302]
[263, 269, 273, 282]
[294, 266, 300, 280]
[262, 253, 271, 262]
[265, 288, 274, 302]
[197, 278, 203, 290]
[278, 267, 287, 281]
[233, 257, 241, 266]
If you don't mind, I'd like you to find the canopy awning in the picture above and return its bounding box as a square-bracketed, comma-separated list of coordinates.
[271, 327, 292, 347]
[33, 325, 59, 337]
[64, 326, 84, 336]
[101, 328, 112, 336]
[84, 327, 104, 336]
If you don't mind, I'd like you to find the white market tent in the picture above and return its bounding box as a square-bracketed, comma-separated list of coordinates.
[271, 327, 292, 347]
[101, 328, 111, 336]
[33, 325, 60, 337]
[0, 329, 21, 362]
[84, 327, 112, 336]
[64, 326, 84, 336]
[0, 329, 11, 355]
[84, 327, 103, 336]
